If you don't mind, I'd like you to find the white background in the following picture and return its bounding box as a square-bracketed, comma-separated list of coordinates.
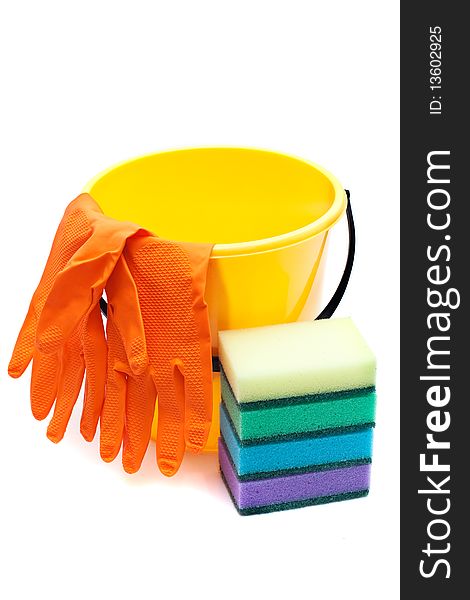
[0, 1, 399, 599]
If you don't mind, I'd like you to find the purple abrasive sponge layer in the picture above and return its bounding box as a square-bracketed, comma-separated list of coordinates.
[219, 438, 371, 515]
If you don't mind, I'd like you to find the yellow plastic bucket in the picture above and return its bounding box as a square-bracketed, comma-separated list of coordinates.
[83, 147, 347, 452]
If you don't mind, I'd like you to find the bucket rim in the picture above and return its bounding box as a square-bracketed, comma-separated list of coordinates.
[83, 146, 347, 258]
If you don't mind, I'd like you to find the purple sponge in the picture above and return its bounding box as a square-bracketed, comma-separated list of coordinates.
[219, 438, 370, 515]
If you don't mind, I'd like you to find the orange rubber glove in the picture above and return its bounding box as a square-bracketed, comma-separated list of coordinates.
[36, 234, 214, 475]
[8, 193, 146, 441]
[122, 236, 214, 475]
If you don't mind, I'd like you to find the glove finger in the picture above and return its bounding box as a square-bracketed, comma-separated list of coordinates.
[177, 242, 213, 452]
[46, 333, 85, 443]
[80, 304, 107, 442]
[30, 351, 59, 420]
[8, 304, 36, 378]
[100, 366, 127, 463]
[183, 351, 213, 453]
[122, 373, 157, 474]
[106, 256, 148, 375]
[99, 315, 128, 462]
[155, 364, 186, 477]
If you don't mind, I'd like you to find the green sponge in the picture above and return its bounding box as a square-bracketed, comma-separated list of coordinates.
[221, 369, 376, 442]
[218, 318, 376, 403]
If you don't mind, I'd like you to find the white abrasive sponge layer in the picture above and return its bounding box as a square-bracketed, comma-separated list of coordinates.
[218, 318, 376, 403]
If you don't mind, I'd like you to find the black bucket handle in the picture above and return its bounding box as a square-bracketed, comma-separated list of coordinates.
[100, 189, 355, 372]
[316, 189, 354, 319]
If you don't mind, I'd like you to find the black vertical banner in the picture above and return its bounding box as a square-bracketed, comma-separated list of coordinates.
[401, 4, 468, 597]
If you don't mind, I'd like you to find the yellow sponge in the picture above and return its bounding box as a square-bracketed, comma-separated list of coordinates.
[218, 318, 376, 403]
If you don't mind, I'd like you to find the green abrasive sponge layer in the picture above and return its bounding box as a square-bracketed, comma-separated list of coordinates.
[221, 368, 376, 442]
[218, 318, 376, 404]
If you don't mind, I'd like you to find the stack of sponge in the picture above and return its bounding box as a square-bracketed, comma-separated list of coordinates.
[218, 318, 376, 515]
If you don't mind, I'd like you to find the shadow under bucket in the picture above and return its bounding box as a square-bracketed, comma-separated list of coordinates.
[83, 147, 350, 452]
